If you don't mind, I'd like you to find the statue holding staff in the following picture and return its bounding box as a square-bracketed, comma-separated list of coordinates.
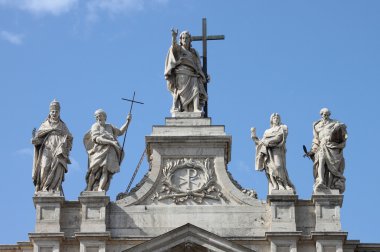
[84, 109, 131, 192]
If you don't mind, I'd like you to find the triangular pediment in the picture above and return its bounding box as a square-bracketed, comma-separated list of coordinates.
[124, 223, 255, 252]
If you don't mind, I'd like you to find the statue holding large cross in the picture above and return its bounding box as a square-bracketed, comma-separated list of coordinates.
[165, 29, 207, 114]
[83, 92, 143, 192]
[164, 18, 224, 117]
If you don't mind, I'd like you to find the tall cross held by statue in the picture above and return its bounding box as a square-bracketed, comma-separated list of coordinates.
[191, 18, 225, 117]
[121, 91, 144, 155]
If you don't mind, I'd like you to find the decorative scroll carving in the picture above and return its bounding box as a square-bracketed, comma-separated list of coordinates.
[227, 170, 258, 199]
[151, 158, 225, 204]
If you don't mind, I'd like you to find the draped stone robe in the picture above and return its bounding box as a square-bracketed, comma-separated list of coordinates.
[311, 119, 347, 193]
[165, 43, 207, 112]
[255, 125, 294, 190]
[32, 119, 72, 193]
[84, 123, 124, 191]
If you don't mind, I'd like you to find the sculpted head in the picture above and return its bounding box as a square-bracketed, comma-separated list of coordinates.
[94, 109, 107, 124]
[270, 113, 281, 127]
[49, 99, 60, 122]
[320, 108, 331, 121]
[179, 30, 191, 48]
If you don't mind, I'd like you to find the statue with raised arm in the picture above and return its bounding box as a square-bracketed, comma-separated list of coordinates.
[251, 113, 295, 193]
[32, 99, 73, 194]
[164, 29, 208, 113]
[304, 108, 347, 194]
[84, 109, 131, 192]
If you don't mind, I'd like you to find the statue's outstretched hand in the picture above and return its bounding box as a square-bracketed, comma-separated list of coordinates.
[250, 127, 257, 139]
[171, 28, 178, 44]
[171, 28, 178, 38]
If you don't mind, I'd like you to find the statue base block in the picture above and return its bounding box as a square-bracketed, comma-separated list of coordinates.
[171, 111, 204, 118]
[79, 191, 110, 233]
[312, 191, 343, 232]
[267, 194, 298, 232]
[33, 193, 64, 233]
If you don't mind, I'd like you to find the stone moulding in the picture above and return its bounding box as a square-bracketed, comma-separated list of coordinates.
[151, 157, 226, 204]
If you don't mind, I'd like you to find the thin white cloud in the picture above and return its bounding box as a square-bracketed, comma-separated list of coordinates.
[86, 0, 168, 22]
[1, 30, 24, 45]
[22, 0, 78, 16]
[15, 147, 34, 157]
[87, 0, 143, 22]
[0, 0, 78, 16]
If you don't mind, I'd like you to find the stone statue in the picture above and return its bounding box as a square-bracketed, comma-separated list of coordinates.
[32, 99, 73, 194]
[164, 29, 208, 113]
[304, 108, 347, 193]
[251, 113, 295, 193]
[84, 109, 131, 192]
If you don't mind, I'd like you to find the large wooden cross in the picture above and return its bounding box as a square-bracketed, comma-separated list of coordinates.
[191, 18, 224, 118]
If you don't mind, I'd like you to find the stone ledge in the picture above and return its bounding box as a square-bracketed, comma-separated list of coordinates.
[267, 194, 298, 204]
[310, 231, 348, 241]
[170, 111, 204, 118]
[75, 232, 111, 240]
[165, 117, 211, 126]
[33, 194, 65, 207]
[265, 232, 303, 239]
[78, 191, 110, 204]
[29, 232, 65, 240]
[312, 194, 344, 207]
[146, 135, 231, 142]
[151, 125, 226, 136]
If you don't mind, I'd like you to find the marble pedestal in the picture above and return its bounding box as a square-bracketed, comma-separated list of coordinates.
[312, 190, 343, 232]
[75, 191, 110, 252]
[268, 191, 298, 232]
[312, 190, 345, 252]
[267, 191, 301, 252]
[29, 192, 65, 252]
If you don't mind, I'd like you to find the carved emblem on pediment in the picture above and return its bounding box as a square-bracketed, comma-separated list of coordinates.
[151, 158, 225, 204]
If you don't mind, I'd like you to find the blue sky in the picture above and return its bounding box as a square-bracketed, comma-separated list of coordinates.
[1, 0, 380, 245]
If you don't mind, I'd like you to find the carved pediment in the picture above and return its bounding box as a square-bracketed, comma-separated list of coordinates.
[124, 223, 255, 252]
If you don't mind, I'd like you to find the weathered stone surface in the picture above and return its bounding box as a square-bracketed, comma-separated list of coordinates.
[5, 115, 377, 252]
[305, 108, 347, 194]
[251, 113, 295, 194]
[165, 30, 208, 114]
[312, 191, 343, 232]
[33, 192, 64, 233]
[31, 100, 73, 194]
[84, 110, 131, 192]
[78, 191, 109, 233]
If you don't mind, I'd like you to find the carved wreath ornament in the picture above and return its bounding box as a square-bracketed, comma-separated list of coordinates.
[151, 158, 225, 204]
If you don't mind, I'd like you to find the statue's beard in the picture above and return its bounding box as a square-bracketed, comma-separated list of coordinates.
[49, 117, 59, 124]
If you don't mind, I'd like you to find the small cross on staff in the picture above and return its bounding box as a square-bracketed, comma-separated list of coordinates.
[191, 18, 225, 117]
[121, 91, 144, 156]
